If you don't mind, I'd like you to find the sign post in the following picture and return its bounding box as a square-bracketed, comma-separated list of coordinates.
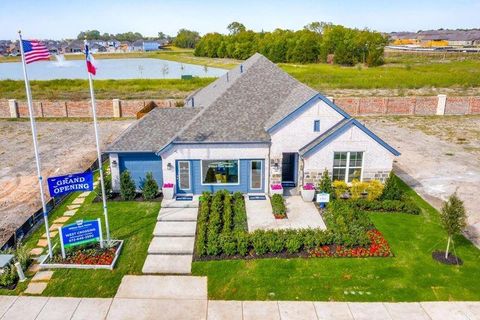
[47, 172, 94, 198]
[316, 192, 330, 209]
[58, 218, 103, 259]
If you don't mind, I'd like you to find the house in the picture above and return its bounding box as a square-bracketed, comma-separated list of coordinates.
[107, 53, 399, 195]
[131, 40, 168, 52]
[64, 40, 84, 53]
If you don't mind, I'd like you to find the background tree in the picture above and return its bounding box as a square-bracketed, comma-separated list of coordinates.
[439, 193, 467, 259]
[120, 170, 136, 201]
[77, 30, 101, 40]
[227, 22, 246, 35]
[380, 172, 404, 201]
[174, 29, 200, 48]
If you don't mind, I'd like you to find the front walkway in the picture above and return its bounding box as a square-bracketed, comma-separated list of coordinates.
[246, 195, 326, 231]
[1, 294, 479, 320]
[142, 197, 199, 274]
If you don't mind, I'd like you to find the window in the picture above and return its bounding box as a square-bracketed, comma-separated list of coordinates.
[313, 120, 320, 132]
[250, 160, 262, 189]
[201, 160, 239, 184]
[332, 152, 363, 182]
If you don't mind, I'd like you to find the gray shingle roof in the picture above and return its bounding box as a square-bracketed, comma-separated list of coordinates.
[174, 53, 317, 144]
[106, 107, 199, 152]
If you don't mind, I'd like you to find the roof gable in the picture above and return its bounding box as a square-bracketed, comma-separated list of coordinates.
[299, 118, 400, 157]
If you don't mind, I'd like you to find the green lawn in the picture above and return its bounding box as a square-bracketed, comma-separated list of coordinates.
[192, 178, 480, 301]
[0, 191, 160, 297]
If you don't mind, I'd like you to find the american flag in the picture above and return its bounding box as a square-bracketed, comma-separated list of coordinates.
[21, 40, 50, 64]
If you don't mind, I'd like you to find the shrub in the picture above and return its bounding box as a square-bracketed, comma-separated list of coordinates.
[219, 233, 237, 256]
[235, 231, 249, 256]
[317, 169, 334, 199]
[380, 172, 404, 201]
[251, 230, 269, 255]
[266, 230, 285, 253]
[271, 194, 286, 216]
[0, 265, 18, 288]
[348, 199, 420, 215]
[350, 180, 368, 200]
[195, 194, 210, 256]
[365, 180, 384, 201]
[222, 194, 233, 233]
[120, 170, 136, 200]
[233, 192, 247, 231]
[333, 180, 349, 199]
[285, 231, 303, 254]
[141, 172, 159, 200]
[14, 243, 30, 270]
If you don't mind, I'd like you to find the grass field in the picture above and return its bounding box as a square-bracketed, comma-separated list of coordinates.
[192, 177, 480, 302]
[2, 49, 480, 100]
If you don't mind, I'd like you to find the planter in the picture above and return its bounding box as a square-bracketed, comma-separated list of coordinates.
[270, 187, 283, 196]
[301, 189, 315, 202]
[39, 240, 123, 270]
[162, 187, 174, 200]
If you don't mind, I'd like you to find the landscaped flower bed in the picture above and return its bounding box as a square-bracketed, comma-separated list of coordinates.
[194, 190, 393, 261]
[40, 240, 123, 270]
[309, 230, 392, 258]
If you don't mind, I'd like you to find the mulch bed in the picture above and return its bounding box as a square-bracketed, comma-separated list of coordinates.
[94, 193, 163, 203]
[432, 251, 463, 265]
[48, 242, 120, 266]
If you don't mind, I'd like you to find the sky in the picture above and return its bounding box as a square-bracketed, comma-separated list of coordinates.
[1, 0, 479, 40]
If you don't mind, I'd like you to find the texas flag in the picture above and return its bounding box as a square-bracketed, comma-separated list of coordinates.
[84, 42, 97, 75]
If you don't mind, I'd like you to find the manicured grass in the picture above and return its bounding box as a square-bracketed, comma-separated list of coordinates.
[192, 177, 480, 301]
[0, 189, 160, 297]
[0, 78, 214, 100]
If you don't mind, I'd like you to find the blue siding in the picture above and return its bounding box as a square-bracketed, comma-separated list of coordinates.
[118, 153, 163, 190]
[176, 159, 264, 194]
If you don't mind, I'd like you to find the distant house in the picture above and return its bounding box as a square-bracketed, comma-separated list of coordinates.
[90, 43, 107, 53]
[131, 40, 167, 52]
[119, 41, 132, 52]
[64, 40, 84, 53]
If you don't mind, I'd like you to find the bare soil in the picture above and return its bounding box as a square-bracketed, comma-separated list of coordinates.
[0, 119, 133, 245]
[360, 115, 480, 247]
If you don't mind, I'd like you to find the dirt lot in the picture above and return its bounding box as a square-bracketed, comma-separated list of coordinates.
[0, 119, 133, 245]
[361, 115, 480, 247]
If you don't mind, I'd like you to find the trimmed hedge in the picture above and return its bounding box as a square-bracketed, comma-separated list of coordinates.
[348, 198, 421, 215]
[270, 194, 287, 217]
[194, 190, 371, 258]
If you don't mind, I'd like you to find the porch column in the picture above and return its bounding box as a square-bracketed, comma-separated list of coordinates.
[109, 153, 120, 191]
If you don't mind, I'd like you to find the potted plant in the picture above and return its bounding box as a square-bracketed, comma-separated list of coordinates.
[270, 183, 283, 196]
[301, 183, 316, 202]
[162, 183, 174, 200]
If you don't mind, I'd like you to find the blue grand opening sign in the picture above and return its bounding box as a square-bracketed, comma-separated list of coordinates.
[47, 171, 93, 197]
[58, 219, 103, 258]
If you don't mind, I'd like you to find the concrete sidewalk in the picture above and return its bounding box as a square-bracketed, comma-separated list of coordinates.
[1, 296, 479, 320]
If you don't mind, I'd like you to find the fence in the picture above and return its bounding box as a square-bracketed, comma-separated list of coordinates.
[1, 95, 480, 119]
[0, 155, 108, 250]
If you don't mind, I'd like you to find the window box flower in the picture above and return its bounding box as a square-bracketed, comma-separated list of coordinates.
[162, 183, 174, 200]
[301, 183, 316, 202]
[270, 184, 283, 196]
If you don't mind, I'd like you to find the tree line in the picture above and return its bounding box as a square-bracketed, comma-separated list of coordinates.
[194, 22, 388, 66]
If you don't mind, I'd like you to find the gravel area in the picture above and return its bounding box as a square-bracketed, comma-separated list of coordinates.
[0, 119, 133, 246]
[361, 115, 480, 248]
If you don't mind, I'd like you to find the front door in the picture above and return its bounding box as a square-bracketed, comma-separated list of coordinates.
[281, 153, 297, 186]
[176, 160, 192, 194]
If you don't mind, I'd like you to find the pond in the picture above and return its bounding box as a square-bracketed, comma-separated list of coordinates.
[0, 57, 227, 80]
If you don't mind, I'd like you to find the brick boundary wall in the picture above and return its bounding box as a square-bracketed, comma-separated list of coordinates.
[1, 96, 480, 118]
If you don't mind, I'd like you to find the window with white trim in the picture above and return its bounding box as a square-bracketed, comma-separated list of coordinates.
[332, 152, 363, 182]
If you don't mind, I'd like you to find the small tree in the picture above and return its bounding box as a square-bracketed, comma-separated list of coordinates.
[142, 172, 159, 200]
[439, 193, 467, 259]
[317, 168, 334, 199]
[380, 171, 404, 201]
[120, 170, 136, 201]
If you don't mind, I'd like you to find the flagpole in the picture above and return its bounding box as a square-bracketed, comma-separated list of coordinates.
[18, 31, 53, 258]
[84, 39, 111, 243]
